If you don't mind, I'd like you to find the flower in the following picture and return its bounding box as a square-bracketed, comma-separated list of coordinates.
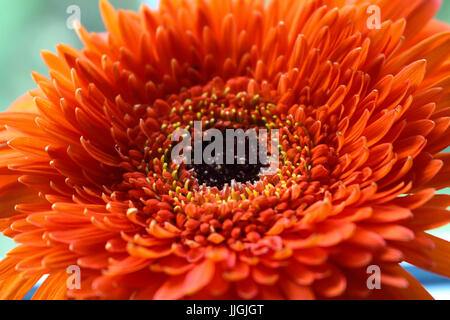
[1, 0, 450, 300]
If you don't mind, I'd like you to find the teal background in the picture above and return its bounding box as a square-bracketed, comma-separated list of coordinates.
[0, 0, 449, 297]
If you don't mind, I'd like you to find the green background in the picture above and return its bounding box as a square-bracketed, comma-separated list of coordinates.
[0, 1, 449, 256]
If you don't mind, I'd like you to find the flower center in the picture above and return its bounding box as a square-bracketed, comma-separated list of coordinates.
[118, 77, 339, 248]
[187, 131, 265, 189]
[157, 77, 279, 193]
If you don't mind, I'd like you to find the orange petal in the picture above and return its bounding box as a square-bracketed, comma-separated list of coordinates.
[7, 91, 39, 113]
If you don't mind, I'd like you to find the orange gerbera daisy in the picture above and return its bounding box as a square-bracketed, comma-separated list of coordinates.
[1, 0, 450, 300]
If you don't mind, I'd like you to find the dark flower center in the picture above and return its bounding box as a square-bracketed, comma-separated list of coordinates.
[187, 133, 265, 189]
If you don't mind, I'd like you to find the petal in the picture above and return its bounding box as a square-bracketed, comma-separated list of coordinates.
[7, 91, 39, 113]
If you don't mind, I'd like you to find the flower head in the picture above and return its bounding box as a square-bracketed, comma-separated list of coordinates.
[1, 0, 450, 300]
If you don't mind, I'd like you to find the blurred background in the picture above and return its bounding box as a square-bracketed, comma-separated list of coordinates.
[0, 0, 449, 299]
